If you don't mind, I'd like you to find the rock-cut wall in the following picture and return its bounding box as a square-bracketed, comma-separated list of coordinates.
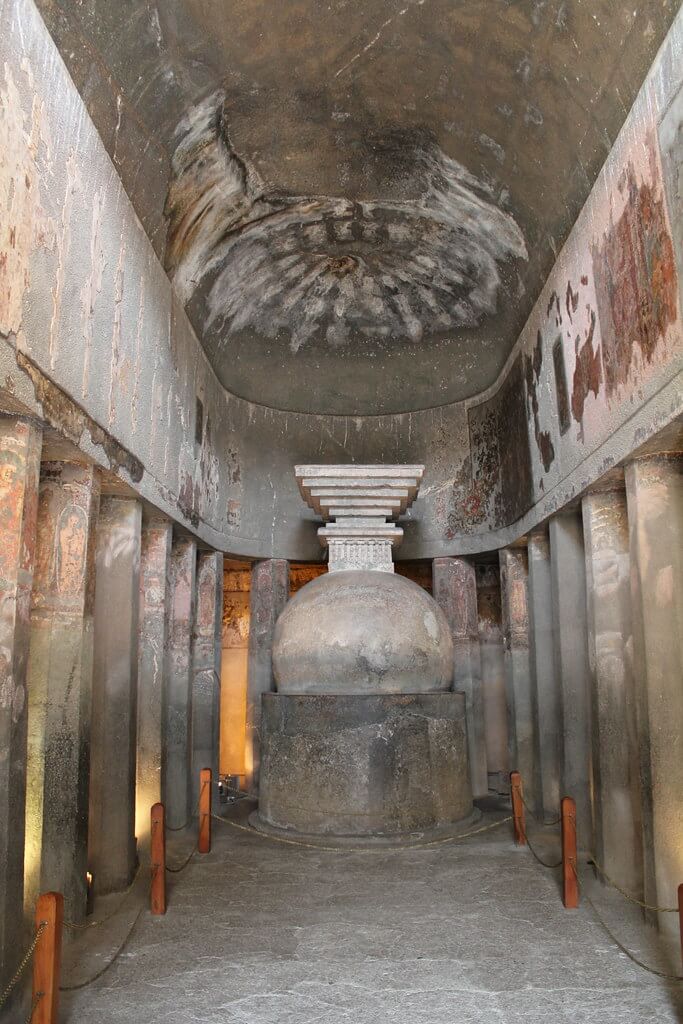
[0, 0, 681, 560]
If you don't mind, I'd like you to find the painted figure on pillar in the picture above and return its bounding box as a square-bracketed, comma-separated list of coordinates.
[0, 450, 27, 574]
[0, 644, 21, 722]
[197, 569, 215, 634]
[55, 505, 87, 597]
[0, 452, 21, 527]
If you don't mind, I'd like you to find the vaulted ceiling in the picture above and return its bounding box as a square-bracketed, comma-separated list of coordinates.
[36, 0, 677, 415]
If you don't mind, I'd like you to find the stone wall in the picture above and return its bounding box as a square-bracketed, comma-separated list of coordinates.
[0, 0, 680, 564]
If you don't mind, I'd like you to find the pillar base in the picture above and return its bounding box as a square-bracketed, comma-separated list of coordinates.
[258, 692, 473, 837]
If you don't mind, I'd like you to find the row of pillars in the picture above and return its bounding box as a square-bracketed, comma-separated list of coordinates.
[243, 454, 682, 944]
[473, 457, 679, 941]
[0, 416, 223, 996]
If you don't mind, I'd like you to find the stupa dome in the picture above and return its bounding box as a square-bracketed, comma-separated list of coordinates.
[273, 570, 453, 695]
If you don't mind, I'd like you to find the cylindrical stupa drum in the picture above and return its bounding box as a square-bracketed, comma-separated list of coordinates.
[254, 464, 475, 841]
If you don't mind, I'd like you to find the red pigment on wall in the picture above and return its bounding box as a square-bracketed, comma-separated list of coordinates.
[592, 149, 677, 397]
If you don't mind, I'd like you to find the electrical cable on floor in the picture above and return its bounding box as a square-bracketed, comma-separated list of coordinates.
[210, 811, 513, 852]
[59, 909, 143, 992]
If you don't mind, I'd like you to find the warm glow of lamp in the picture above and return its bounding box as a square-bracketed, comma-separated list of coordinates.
[22, 831, 41, 918]
[86, 870, 94, 915]
[135, 795, 151, 853]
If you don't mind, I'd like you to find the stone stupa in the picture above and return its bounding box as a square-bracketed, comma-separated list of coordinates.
[254, 465, 475, 841]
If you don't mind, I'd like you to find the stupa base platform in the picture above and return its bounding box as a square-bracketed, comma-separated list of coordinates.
[257, 692, 473, 838]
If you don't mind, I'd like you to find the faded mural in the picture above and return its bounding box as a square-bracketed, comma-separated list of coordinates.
[166, 93, 527, 355]
[0, 0, 681, 562]
[513, 109, 682, 517]
[437, 50, 682, 544]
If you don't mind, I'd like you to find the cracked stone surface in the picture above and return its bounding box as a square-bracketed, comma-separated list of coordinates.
[61, 802, 683, 1023]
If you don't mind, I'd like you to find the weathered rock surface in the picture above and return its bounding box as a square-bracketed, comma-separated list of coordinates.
[258, 693, 472, 836]
[273, 570, 453, 695]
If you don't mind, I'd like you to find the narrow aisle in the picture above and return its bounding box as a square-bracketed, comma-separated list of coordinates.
[61, 809, 683, 1024]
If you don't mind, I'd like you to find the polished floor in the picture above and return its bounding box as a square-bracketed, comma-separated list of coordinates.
[60, 801, 683, 1023]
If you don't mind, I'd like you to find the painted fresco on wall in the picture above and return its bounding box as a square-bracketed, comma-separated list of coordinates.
[0, 0, 681, 560]
[659, 84, 683, 316]
[0, 448, 24, 568]
[508, 86, 682, 510]
[593, 148, 677, 399]
[467, 357, 534, 529]
[450, 70, 681, 537]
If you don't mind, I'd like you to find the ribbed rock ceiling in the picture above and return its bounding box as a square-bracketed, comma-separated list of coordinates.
[36, 0, 677, 414]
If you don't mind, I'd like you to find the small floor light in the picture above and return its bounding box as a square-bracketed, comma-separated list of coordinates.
[86, 870, 94, 916]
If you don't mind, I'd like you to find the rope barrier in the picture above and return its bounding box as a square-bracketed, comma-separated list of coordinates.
[565, 835, 679, 978]
[165, 778, 208, 835]
[519, 792, 560, 827]
[584, 895, 683, 982]
[163, 779, 210, 873]
[588, 858, 679, 914]
[210, 811, 513, 852]
[0, 922, 47, 1013]
[165, 845, 198, 874]
[518, 825, 563, 870]
[63, 864, 141, 931]
[59, 909, 143, 992]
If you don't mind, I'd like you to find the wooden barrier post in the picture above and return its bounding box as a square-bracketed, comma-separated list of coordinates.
[198, 768, 212, 854]
[150, 802, 166, 915]
[678, 883, 683, 970]
[510, 770, 525, 846]
[32, 892, 63, 1024]
[561, 796, 579, 908]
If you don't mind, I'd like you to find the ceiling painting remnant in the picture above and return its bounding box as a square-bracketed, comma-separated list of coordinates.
[165, 93, 527, 411]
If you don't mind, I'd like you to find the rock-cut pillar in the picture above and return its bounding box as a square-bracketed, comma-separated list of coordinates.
[626, 455, 682, 938]
[24, 462, 100, 924]
[191, 551, 223, 809]
[246, 559, 289, 794]
[527, 528, 561, 820]
[582, 488, 642, 899]
[499, 548, 536, 807]
[163, 536, 197, 829]
[0, 417, 41, 994]
[135, 516, 172, 861]
[476, 565, 508, 795]
[433, 557, 487, 798]
[549, 511, 593, 849]
[89, 497, 142, 894]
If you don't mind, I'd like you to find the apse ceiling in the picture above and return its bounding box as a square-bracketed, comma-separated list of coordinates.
[36, 0, 677, 415]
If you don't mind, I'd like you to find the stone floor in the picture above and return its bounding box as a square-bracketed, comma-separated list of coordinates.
[59, 801, 683, 1023]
